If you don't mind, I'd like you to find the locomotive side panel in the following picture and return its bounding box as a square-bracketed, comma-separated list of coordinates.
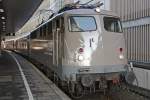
[28, 24, 51, 68]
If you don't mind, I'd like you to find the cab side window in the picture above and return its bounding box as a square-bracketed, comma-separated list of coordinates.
[104, 17, 122, 33]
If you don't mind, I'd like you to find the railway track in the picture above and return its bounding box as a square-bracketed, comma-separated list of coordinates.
[107, 83, 150, 100]
[77, 83, 150, 100]
[120, 83, 150, 100]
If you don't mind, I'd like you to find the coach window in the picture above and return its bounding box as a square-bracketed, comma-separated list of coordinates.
[40, 28, 42, 37]
[43, 25, 47, 37]
[52, 20, 56, 32]
[37, 29, 40, 38]
[31, 30, 37, 39]
[48, 22, 53, 40]
[60, 17, 64, 32]
[104, 17, 122, 33]
[41, 27, 44, 38]
[45, 24, 48, 37]
[56, 19, 60, 29]
[48, 22, 52, 33]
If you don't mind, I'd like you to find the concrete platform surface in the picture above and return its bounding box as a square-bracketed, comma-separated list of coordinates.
[0, 51, 71, 100]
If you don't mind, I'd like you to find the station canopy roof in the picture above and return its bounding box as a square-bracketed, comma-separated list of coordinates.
[0, 0, 42, 35]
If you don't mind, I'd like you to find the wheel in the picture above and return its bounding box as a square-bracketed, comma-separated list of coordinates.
[68, 82, 84, 99]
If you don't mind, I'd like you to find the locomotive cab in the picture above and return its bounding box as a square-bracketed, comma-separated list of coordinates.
[62, 9, 127, 91]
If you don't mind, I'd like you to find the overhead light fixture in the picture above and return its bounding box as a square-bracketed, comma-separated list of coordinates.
[2, 22, 5, 24]
[0, 9, 4, 12]
[1, 16, 5, 19]
[95, 7, 101, 13]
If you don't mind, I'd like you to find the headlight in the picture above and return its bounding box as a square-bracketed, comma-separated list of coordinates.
[78, 55, 84, 61]
[119, 54, 124, 59]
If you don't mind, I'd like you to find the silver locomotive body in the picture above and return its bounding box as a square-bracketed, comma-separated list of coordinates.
[61, 9, 127, 86]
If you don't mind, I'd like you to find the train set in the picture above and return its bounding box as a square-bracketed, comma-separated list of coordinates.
[4, 2, 131, 98]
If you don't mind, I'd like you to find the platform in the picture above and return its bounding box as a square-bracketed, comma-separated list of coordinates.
[0, 51, 71, 100]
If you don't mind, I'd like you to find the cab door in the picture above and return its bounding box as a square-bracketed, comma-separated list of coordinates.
[53, 17, 64, 67]
[53, 19, 58, 66]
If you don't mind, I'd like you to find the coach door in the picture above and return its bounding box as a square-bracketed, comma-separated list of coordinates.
[53, 17, 64, 67]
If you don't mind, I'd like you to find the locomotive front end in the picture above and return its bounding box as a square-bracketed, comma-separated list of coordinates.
[62, 9, 127, 97]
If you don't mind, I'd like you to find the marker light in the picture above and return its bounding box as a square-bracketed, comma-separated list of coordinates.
[1, 17, 5, 19]
[78, 55, 84, 61]
[0, 9, 4, 12]
[95, 7, 100, 13]
[2, 22, 5, 24]
[79, 48, 84, 53]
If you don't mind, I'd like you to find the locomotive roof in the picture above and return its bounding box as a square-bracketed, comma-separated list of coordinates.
[64, 8, 119, 17]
